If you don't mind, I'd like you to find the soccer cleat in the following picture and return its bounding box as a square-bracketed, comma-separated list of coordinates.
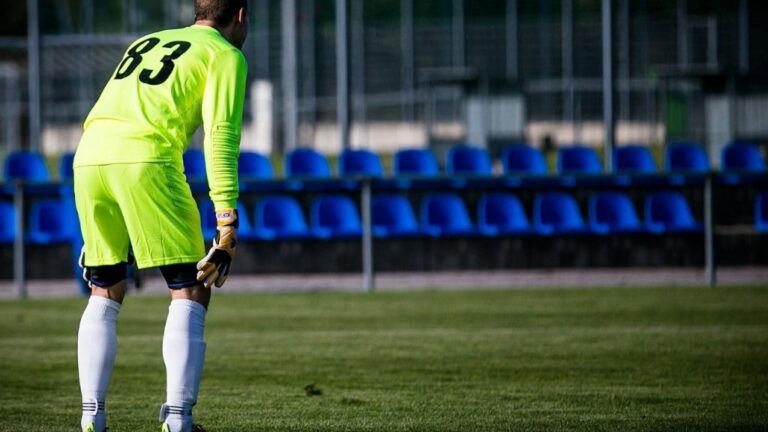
[83, 423, 107, 432]
[160, 423, 206, 432]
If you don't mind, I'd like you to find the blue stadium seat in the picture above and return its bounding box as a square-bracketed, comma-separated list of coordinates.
[557, 145, 602, 175]
[199, 200, 256, 241]
[372, 194, 422, 238]
[721, 141, 764, 172]
[254, 195, 320, 240]
[27, 199, 72, 244]
[501, 143, 547, 175]
[183, 149, 207, 180]
[664, 141, 709, 172]
[311, 195, 362, 239]
[0, 201, 16, 244]
[339, 149, 384, 177]
[4, 150, 49, 182]
[614, 145, 656, 174]
[756, 192, 768, 233]
[285, 148, 331, 178]
[447, 145, 492, 176]
[59, 152, 75, 180]
[477, 193, 533, 236]
[238, 151, 273, 179]
[393, 148, 440, 176]
[533, 192, 588, 234]
[420, 193, 478, 237]
[588, 192, 644, 234]
[644, 192, 702, 233]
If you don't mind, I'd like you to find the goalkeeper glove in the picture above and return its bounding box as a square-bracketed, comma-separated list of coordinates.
[196, 208, 238, 289]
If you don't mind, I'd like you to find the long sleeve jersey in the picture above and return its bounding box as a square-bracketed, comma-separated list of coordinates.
[74, 24, 247, 210]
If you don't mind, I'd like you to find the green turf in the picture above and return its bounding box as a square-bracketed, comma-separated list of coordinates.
[1, 286, 767, 431]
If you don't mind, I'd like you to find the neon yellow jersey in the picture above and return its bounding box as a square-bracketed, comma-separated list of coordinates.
[74, 24, 247, 210]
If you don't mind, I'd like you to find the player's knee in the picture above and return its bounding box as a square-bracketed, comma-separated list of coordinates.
[159, 263, 199, 289]
[88, 263, 128, 287]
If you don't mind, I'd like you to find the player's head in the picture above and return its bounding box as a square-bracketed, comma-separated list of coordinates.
[194, 0, 249, 49]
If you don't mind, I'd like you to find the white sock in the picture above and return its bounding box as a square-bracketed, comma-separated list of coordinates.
[78, 296, 120, 432]
[161, 299, 207, 431]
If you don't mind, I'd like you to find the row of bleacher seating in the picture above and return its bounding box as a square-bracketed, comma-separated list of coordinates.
[1, 189, 767, 244]
[2, 140, 765, 182]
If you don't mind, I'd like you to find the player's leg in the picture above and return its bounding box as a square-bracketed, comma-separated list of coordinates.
[158, 265, 210, 432]
[74, 166, 132, 432]
[107, 163, 207, 432]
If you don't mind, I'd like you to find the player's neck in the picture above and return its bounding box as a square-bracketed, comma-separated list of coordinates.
[195, 19, 240, 48]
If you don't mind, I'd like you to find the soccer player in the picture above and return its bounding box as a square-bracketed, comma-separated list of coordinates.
[72, 1, 248, 431]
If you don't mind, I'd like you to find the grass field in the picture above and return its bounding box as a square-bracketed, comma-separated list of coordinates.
[1, 286, 767, 431]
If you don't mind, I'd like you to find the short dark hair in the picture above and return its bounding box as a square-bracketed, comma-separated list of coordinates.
[195, 0, 247, 25]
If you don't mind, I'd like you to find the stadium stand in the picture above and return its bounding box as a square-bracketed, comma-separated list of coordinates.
[59, 152, 75, 180]
[613, 145, 656, 173]
[420, 193, 478, 237]
[371, 194, 422, 238]
[447, 145, 492, 176]
[477, 192, 533, 236]
[285, 148, 331, 178]
[757, 192, 768, 233]
[182, 149, 207, 180]
[721, 141, 764, 172]
[501, 143, 548, 175]
[4, 150, 49, 182]
[393, 148, 440, 176]
[311, 195, 363, 238]
[339, 149, 384, 177]
[644, 192, 703, 233]
[665, 141, 709, 172]
[557, 145, 602, 175]
[26, 199, 72, 244]
[238, 151, 273, 179]
[588, 192, 645, 234]
[254, 195, 321, 240]
[0, 201, 16, 244]
[533, 192, 588, 234]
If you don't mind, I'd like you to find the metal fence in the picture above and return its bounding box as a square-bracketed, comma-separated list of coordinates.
[0, 0, 765, 158]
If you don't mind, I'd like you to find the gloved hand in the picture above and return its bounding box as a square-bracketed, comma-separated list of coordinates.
[196, 208, 238, 289]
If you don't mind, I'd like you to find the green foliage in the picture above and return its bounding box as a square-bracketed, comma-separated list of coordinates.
[0, 286, 767, 431]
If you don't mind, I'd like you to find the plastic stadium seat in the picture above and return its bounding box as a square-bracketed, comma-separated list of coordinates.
[199, 200, 256, 241]
[588, 192, 644, 234]
[420, 193, 478, 237]
[557, 145, 602, 175]
[339, 149, 384, 177]
[614, 145, 656, 174]
[0, 202, 16, 244]
[755, 192, 768, 233]
[4, 150, 49, 182]
[501, 144, 547, 175]
[311, 195, 362, 238]
[721, 141, 764, 172]
[183, 149, 207, 180]
[238, 151, 273, 179]
[371, 194, 422, 238]
[59, 152, 75, 180]
[394, 148, 440, 176]
[27, 199, 72, 244]
[447, 145, 492, 176]
[533, 192, 588, 234]
[254, 195, 320, 240]
[477, 193, 533, 236]
[664, 141, 709, 172]
[644, 192, 702, 233]
[285, 148, 331, 178]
